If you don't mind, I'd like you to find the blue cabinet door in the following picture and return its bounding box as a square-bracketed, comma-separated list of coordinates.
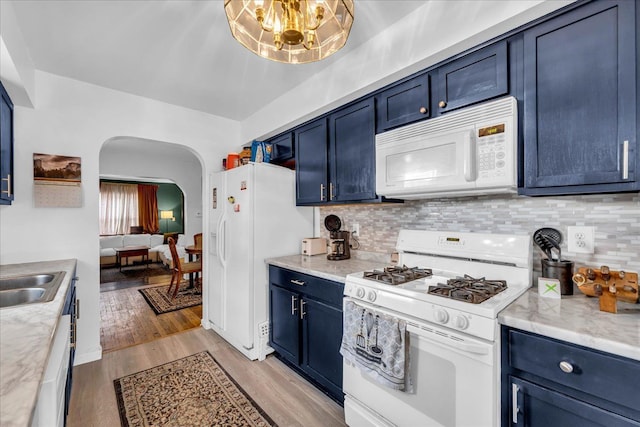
[295, 119, 328, 205]
[434, 40, 508, 114]
[521, 0, 637, 195]
[510, 377, 638, 427]
[268, 132, 294, 164]
[0, 82, 14, 205]
[63, 275, 77, 416]
[301, 297, 343, 403]
[329, 98, 376, 202]
[269, 285, 301, 364]
[376, 73, 430, 133]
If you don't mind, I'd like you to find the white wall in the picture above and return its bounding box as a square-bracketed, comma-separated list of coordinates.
[241, 0, 575, 141]
[0, 1, 35, 107]
[0, 70, 239, 364]
[100, 137, 203, 240]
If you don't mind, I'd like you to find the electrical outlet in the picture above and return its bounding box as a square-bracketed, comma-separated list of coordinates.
[567, 226, 595, 254]
[352, 223, 360, 237]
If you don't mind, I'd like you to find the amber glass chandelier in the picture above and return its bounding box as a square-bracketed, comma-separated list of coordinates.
[224, 0, 354, 64]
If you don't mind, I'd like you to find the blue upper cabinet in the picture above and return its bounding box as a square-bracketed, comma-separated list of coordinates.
[328, 98, 376, 202]
[375, 73, 430, 133]
[434, 40, 508, 114]
[295, 98, 377, 205]
[295, 119, 328, 205]
[0, 82, 14, 205]
[520, 0, 638, 195]
[267, 131, 294, 165]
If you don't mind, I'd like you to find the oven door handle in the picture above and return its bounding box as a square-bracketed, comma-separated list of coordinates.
[406, 324, 490, 356]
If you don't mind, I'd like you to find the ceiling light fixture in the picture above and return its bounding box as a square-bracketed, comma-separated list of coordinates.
[224, 0, 354, 64]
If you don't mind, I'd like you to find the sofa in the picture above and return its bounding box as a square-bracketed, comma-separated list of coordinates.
[99, 233, 188, 268]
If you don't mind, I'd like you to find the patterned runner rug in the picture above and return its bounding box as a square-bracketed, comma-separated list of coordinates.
[114, 351, 277, 427]
[139, 283, 201, 314]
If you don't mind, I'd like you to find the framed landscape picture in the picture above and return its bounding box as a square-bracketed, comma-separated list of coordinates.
[33, 153, 82, 207]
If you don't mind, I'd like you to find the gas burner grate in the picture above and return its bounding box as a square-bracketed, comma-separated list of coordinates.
[363, 265, 432, 286]
[427, 275, 507, 304]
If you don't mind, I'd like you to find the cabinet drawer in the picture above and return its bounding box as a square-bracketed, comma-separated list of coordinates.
[507, 329, 640, 413]
[269, 265, 344, 307]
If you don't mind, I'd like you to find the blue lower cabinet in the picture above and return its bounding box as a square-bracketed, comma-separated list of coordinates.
[63, 275, 77, 421]
[268, 266, 344, 403]
[502, 326, 640, 426]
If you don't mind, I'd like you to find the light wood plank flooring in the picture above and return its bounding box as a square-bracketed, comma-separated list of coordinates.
[68, 327, 346, 427]
[100, 274, 202, 352]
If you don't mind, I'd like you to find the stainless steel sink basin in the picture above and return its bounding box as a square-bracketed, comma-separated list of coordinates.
[0, 271, 65, 308]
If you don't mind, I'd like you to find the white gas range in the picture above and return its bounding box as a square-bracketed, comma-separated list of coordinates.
[342, 229, 532, 427]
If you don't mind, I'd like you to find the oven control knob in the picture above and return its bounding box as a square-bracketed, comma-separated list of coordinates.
[453, 315, 469, 330]
[434, 309, 449, 324]
[367, 291, 377, 302]
[356, 287, 365, 299]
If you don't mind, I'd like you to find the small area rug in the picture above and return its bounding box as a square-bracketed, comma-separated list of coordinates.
[100, 263, 171, 284]
[139, 283, 201, 315]
[114, 351, 277, 427]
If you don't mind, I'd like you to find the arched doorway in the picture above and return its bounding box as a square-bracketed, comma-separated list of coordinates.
[98, 136, 204, 352]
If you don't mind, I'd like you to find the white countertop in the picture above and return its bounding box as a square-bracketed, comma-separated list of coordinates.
[0, 259, 77, 427]
[268, 256, 640, 362]
[499, 288, 640, 362]
[266, 253, 386, 283]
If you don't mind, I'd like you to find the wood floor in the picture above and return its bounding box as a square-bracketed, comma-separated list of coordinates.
[68, 327, 346, 427]
[100, 273, 202, 352]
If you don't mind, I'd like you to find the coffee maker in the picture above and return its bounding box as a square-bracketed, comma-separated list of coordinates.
[325, 215, 351, 261]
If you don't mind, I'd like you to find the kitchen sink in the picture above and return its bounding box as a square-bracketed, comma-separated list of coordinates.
[0, 271, 65, 308]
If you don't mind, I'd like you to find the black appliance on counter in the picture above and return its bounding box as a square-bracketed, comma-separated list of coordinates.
[325, 215, 350, 261]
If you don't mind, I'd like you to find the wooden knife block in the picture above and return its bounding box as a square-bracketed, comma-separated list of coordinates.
[573, 267, 638, 313]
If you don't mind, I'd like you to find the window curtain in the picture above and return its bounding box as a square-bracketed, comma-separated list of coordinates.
[99, 182, 139, 235]
[138, 184, 159, 234]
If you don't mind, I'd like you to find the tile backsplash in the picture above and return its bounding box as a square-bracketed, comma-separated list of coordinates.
[319, 193, 640, 275]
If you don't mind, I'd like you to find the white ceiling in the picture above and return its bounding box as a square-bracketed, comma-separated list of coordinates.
[9, 0, 427, 122]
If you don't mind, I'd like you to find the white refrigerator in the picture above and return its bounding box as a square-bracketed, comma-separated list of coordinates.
[207, 162, 314, 360]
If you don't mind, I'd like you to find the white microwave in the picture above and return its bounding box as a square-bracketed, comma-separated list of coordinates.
[376, 96, 518, 199]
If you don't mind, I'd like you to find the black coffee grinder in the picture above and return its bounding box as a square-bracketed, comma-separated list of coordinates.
[325, 215, 350, 261]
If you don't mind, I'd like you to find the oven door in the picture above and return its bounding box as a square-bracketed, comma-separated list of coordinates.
[375, 127, 477, 198]
[343, 299, 497, 427]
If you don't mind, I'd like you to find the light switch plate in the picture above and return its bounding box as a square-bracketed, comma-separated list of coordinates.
[567, 226, 595, 254]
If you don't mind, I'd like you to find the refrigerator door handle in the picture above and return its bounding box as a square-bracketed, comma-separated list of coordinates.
[218, 214, 227, 267]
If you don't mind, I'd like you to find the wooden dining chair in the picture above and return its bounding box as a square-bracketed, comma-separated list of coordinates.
[167, 237, 202, 299]
[193, 233, 203, 253]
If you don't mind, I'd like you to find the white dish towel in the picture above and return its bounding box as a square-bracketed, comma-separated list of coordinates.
[340, 300, 412, 392]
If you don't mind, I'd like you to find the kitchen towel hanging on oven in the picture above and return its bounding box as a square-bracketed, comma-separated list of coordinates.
[340, 300, 412, 392]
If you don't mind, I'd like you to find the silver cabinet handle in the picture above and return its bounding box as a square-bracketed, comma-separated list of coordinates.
[329, 182, 335, 200]
[622, 140, 629, 180]
[512, 383, 520, 423]
[291, 295, 298, 315]
[70, 322, 76, 348]
[300, 300, 307, 320]
[290, 279, 305, 286]
[320, 184, 326, 201]
[1, 174, 11, 197]
[75, 299, 80, 319]
[559, 361, 574, 373]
